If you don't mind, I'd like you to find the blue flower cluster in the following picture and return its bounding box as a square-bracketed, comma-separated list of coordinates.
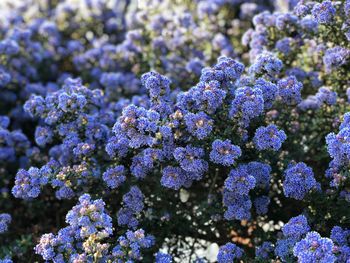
[253, 124, 287, 151]
[118, 186, 145, 228]
[260, 214, 346, 262]
[209, 139, 241, 166]
[223, 162, 272, 220]
[35, 194, 113, 262]
[283, 162, 317, 200]
[35, 193, 155, 262]
[0, 214, 11, 234]
[217, 242, 243, 263]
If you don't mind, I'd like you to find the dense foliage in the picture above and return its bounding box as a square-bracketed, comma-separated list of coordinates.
[0, 0, 350, 262]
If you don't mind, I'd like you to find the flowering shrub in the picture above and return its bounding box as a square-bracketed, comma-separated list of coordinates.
[0, 0, 350, 262]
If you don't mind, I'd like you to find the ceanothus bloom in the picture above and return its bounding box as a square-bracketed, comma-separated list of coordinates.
[311, 1, 336, 24]
[253, 124, 287, 151]
[282, 215, 310, 239]
[173, 145, 208, 174]
[160, 166, 186, 190]
[224, 165, 256, 195]
[0, 214, 11, 233]
[102, 165, 126, 189]
[184, 111, 213, 139]
[283, 162, 317, 200]
[293, 232, 336, 263]
[217, 242, 243, 263]
[209, 139, 241, 166]
[277, 76, 303, 105]
[229, 86, 264, 127]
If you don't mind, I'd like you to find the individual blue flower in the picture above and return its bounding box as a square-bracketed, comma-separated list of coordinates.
[293, 232, 336, 263]
[0, 39, 20, 55]
[346, 0, 350, 16]
[330, 226, 350, 247]
[184, 111, 213, 139]
[0, 116, 9, 129]
[141, 71, 171, 98]
[130, 155, 150, 179]
[141, 71, 172, 116]
[282, 215, 310, 239]
[57, 92, 87, 112]
[117, 208, 139, 229]
[253, 124, 287, 151]
[338, 112, 350, 130]
[311, 0, 336, 24]
[183, 80, 226, 114]
[111, 229, 155, 261]
[209, 139, 241, 166]
[66, 193, 113, 238]
[160, 166, 186, 190]
[102, 165, 126, 189]
[275, 13, 298, 31]
[277, 76, 303, 105]
[283, 162, 317, 200]
[113, 105, 160, 148]
[0, 69, 11, 87]
[72, 142, 95, 157]
[217, 242, 243, 263]
[330, 226, 350, 261]
[298, 96, 322, 111]
[105, 135, 129, 158]
[0, 258, 12, 263]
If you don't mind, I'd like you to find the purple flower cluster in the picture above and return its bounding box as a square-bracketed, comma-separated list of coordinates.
[229, 86, 264, 127]
[277, 76, 303, 105]
[102, 165, 126, 189]
[217, 242, 243, 263]
[35, 194, 113, 262]
[283, 162, 317, 200]
[184, 111, 213, 139]
[118, 186, 144, 228]
[293, 232, 336, 262]
[223, 163, 266, 220]
[282, 215, 310, 239]
[174, 146, 208, 176]
[0, 214, 11, 234]
[209, 139, 241, 166]
[253, 124, 287, 151]
[311, 1, 336, 24]
[111, 229, 155, 261]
